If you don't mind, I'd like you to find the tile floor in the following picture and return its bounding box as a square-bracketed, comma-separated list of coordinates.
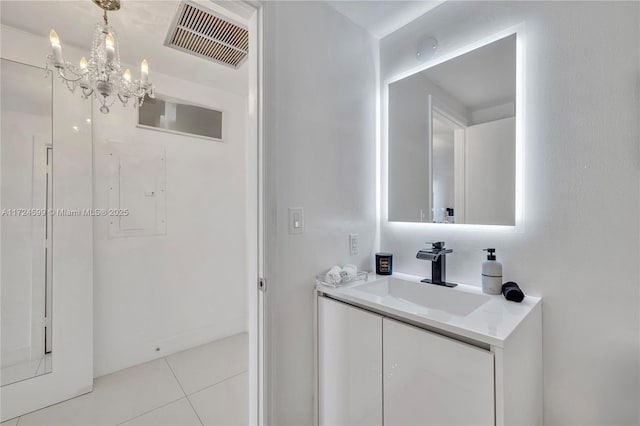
[2, 333, 248, 426]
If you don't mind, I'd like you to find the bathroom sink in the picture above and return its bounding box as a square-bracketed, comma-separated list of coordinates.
[317, 272, 541, 347]
[354, 277, 490, 316]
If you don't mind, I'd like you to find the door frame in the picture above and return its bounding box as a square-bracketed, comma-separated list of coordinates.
[208, 1, 265, 422]
[241, 1, 266, 424]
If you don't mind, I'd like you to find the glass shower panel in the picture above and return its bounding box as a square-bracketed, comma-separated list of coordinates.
[1, 59, 54, 386]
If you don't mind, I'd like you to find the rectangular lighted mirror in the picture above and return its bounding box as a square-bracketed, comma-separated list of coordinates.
[388, 33, 517, 225]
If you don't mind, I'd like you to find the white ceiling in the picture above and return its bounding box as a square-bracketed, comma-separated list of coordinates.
[325, 0, 444, 39]
[0, 0, 448, 98]
[420, 34, 516, 111]
[0, 0, 249, 96]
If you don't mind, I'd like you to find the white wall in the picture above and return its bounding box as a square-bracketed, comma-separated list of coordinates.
[464, 116, 515, 225]
[263, 2, 377, 424]
[380, 1, 639, 424]
[92, 69, 249, 377]
[388, 74, 431, 222]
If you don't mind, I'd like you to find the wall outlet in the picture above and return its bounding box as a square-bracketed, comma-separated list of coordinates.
[349, 233, 359, 256]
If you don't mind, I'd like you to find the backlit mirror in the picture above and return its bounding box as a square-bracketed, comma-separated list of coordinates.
[1, 59, 53, 385]
[388, 33, 516, 225]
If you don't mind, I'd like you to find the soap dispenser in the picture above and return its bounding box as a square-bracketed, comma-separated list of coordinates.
[482, 248, 502, 295]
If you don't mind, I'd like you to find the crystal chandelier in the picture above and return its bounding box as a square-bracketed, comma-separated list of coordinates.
[45, 0, 154, 114]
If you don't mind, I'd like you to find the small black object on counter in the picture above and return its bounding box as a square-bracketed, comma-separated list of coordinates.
[502, 281, 525, 303]
[375, 253, 393, 275]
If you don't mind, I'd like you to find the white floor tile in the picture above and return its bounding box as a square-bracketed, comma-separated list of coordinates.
[120, 398, 201, 426]
[189, 373, 248, 426]
[166, 333, 248, 395]
[19, 359, 184, 426]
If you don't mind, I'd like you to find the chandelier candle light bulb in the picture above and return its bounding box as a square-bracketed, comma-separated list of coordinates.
[79, 56, 90, 90]
[49, 29, 63, 65]
[141, 59, 148, 85]
[123, 68, 131, 82]
[105, 33, 115, 63]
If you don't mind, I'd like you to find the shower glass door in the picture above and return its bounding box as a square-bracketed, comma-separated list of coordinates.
[1, 59, 54, 386]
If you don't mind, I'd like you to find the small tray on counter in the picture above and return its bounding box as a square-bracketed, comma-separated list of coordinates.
[315, 270, 369, 288]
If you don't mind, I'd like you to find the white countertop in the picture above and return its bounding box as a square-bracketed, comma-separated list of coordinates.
[316, 272, 541, 348]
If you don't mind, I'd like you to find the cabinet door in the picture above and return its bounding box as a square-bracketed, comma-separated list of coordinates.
[383, 318, 494, 426]
[318, 297, 382, 426]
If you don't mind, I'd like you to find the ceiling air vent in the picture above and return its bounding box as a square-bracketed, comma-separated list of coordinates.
[165, 2, 248, 69]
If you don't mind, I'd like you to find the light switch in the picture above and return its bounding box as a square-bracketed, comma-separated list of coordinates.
[288, 207, 304, 234]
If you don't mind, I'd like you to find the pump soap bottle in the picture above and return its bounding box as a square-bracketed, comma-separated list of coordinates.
[482, 248, 502, 295]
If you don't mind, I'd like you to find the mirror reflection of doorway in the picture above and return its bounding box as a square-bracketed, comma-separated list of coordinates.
[1, 59, 54, 386]
[432, 110, 456, 223]
[430, 106, 466, 224]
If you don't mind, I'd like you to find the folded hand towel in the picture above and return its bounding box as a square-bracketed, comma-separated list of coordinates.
[340, 264, 358, 282]
[325, 266, 342, 285]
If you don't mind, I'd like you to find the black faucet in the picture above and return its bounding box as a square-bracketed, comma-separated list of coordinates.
[416, 241, 457, 288]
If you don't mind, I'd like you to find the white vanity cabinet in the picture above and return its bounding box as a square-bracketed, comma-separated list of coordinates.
[383, 318, 494, 425]
[318, 297, 493, 426]
[318, 296, 383, 426]
[316, 276, 542, 426]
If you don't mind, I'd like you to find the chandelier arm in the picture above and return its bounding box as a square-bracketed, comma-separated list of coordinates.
[127, 86, 146, 99]
[55, 66, 85, 83]
[64, 79, 77, 93]
[117, 93, 130, 106]
[81, 87, 95, 98]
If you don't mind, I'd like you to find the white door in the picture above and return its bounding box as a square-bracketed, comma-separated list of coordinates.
[318, 297, 382, 426]
[383, 318, 494, 426]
